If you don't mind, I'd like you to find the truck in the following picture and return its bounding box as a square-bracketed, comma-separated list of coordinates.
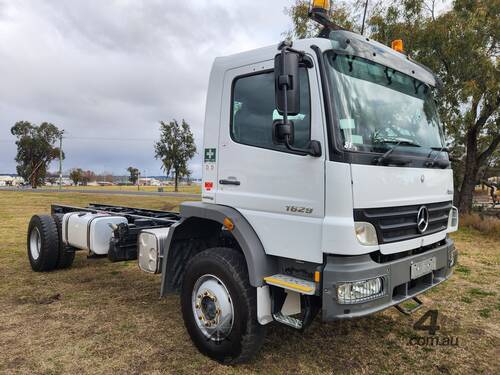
[25, 1, 459, 364]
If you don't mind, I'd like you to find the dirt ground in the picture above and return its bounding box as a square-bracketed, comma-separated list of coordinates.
[0, 191, 498, 375]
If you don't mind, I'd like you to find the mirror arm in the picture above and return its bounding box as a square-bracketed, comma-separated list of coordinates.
[284, 136, 322, 157]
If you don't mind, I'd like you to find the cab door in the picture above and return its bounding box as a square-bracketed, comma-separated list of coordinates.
[215, 57, 325, 263]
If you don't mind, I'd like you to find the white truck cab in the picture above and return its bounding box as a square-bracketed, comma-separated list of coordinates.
[26, 8, 459, 365]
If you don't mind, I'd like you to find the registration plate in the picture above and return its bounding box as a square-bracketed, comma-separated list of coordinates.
[411, 257, 436, 280]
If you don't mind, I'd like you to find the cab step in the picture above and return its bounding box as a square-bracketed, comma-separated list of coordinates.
[264, 274, 316, 295]
[273, 312, 303, 329]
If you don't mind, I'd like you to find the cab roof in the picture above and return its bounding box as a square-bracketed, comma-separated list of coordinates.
[214, 29, 438, 88]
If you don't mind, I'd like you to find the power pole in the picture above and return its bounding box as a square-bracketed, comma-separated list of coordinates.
[59, 130, 64, 190]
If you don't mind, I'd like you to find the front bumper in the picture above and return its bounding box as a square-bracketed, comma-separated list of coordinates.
[322, 238, 457, 320]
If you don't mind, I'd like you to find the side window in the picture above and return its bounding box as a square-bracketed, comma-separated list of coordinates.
[231, 68, 311, 150]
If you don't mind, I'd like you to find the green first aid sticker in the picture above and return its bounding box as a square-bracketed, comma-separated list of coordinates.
[204, 148, 216, 162]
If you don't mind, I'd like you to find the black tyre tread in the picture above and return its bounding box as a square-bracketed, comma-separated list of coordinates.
[52, 214, 75, 269]
[27, 215, 59, 272]
[182, 247, 265, 364]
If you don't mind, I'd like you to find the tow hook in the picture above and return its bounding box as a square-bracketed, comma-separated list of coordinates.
[394, 296, 424, 315]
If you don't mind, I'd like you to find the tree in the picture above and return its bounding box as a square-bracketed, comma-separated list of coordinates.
[284, 0, 357, 39]
[10, 121, 64, 188]
[81, 170, 96, 186]
[286, 0, 499, 213]
[69, 168, 83, 185]
[127, 166, 140, 185]
[98, 172, 114, 184]
[154, 119, 197, 192]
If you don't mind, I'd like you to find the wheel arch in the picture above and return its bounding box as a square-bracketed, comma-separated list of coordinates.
[160, 202, 277, 296]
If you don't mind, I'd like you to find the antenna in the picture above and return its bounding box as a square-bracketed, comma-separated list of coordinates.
[361, 0, 369, 35]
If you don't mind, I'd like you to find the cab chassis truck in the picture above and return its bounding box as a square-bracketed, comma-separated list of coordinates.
[26, 2, 459, 364]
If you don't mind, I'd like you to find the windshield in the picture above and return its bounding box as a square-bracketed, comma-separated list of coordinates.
[325, 51, 444, 154]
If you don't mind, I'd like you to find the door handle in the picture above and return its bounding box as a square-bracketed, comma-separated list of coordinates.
[219, 179, 240, 186]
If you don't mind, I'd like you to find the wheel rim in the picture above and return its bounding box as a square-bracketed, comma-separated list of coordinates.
[191, 274, 234, 342]
[30, 227, 41, 260]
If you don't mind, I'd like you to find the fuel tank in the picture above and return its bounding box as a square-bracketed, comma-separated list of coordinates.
[62, 212, 128, 255]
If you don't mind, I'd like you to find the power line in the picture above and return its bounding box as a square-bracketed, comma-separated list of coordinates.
[64, 136, 157, 142]
[0, 137, 157, 142]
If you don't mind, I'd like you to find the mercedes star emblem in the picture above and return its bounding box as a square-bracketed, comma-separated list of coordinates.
[417, 206, 429, 233]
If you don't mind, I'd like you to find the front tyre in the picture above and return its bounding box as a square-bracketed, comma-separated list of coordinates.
[180, 247, 265, 364]
[27, 215, 59, 272]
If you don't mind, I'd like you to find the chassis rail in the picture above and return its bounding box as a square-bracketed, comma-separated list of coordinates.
[51, 203, 181, 262]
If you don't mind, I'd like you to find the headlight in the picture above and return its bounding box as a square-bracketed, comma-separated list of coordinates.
[337, 277, 385, 304]
[447, 206, 459, 233]
[354, 222, 378, 246]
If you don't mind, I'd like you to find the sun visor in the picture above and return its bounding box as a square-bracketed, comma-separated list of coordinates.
[326, 30, 438, 87]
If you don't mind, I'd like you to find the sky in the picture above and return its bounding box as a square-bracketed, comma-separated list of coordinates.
[0, 0, 295, 178]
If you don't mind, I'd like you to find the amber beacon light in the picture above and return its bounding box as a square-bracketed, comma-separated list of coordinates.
[391, 39, 404, 52]
[311, 0, 330, 13]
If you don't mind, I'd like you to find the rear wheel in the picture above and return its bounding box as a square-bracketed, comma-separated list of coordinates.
[27, 215, 59, 272]
[52, 214, 75, 269]
[180, 247, 265, 364]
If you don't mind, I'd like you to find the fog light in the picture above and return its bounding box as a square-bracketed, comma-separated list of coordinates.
[337, 277, 385, 304]
[448, 249, 457, 268]
[447, 206, 459, 232]
[354, 222, 378, 246]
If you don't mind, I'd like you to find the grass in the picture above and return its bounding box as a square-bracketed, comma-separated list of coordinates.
[460, 213, 500, 238]
[41, 184, 201, 194]
[0, 191, 499, 374]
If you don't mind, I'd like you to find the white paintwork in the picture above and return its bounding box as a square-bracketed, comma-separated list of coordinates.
[281, 291, 301, 316]
[351, 164, 454, 208]
[256, 286, 273, 325]
[63, 212, 127, 254]
[378, 230, 447, 255]
[212, 50, 326, 263]
[322, 161, 380, 256]
[201, 37, 454, 260]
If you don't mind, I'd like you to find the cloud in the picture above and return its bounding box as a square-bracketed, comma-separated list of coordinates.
[0, 0, 292, 177]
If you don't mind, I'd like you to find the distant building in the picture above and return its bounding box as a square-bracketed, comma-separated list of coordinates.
[44, 177, 72, 186]
[138, 177, 161, 186]
[0, 175, 25, 186]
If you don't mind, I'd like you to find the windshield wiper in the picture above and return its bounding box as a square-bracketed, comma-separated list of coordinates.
[374, 138, 421, 165]
[425, 146, 450, 168]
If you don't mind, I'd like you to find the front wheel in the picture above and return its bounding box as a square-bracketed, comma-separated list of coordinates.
[180, 247, 265, 364]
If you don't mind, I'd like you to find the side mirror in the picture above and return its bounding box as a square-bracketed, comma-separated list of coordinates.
[273, 42, 322, 158]
[274, 51, 300, 116]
